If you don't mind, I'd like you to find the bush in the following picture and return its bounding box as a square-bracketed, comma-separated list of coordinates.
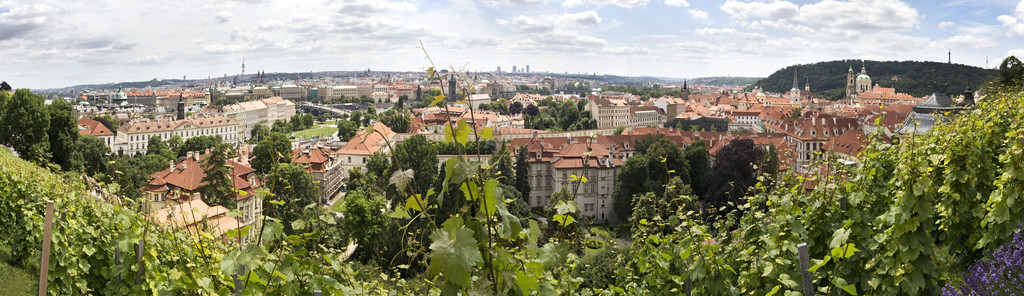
[943, 228, 1024, 296]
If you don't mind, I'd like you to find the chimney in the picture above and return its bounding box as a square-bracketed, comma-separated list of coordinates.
[169, 160, 174, 172]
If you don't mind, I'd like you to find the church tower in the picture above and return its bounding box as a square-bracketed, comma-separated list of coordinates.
[789, 69, 800, 104]
[845, 64, 856, 101]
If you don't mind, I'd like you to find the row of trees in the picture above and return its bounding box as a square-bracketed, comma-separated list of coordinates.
[524, 99, 595, 131]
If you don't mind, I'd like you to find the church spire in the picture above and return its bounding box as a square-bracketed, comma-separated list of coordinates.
[791, 68, 799, 91]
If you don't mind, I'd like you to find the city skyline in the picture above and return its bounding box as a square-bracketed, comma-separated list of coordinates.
[2, 0, 1023, 89]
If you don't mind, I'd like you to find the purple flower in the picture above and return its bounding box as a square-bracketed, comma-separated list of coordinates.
[944, 229, 1024, 296]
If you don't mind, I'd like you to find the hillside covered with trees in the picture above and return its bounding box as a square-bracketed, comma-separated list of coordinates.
[751, 60, 995, 100]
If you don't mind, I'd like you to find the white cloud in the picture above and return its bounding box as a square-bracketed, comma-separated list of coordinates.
[943, 34, 996, 49]
[562, 0, 583, 8]
[998, 1, 1024, 36]
[0, 3, 61, 41]
[938, 21, 954, 29]
[688, 9, 710, 23]
[501, 11, 602, 32]
[797, 0, 919, 31]
[664, 0, 689, 7]
[1009, 49, 1024, 58]
[722, 0, 918, 31]
[480, 0, 546, 6]
[335, 0, 416, 16]
[214, 11, 233, 24]
[721, 0, 798, 20]
[588, 0, 648, 8]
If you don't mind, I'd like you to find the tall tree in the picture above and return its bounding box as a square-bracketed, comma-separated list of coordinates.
[166, 135, 183, 153]
[75, 135, 109, 177]
[336, 119, 358, 141]
[391, 135, 438, 196]
[704, 139, 763, 219]
[396, 94, 406, 109]
[251, 132, 293, 175]
[197, 143, 236, 209]
[48, 98, 79, 170]
[146, 135, 173, 160]
[249, 123, 270, 144]
[93, 114, 119, 131]
[514, 145, 531, 205]
[340, 189, 389, 258]
[685, 140, 710, 198]
[489, 141, 515, 187]
[176, 135, 221, 157]
[0, 89, 50, 164]
[271, 119, 291, 134]
[613, 155, 649, 221]
[264, 163, 320, 234]
[509, 101, 523, 114]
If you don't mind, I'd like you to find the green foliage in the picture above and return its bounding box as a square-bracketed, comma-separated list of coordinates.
[514, 145, 531, 204]
[250, 132, 292, 176]
[685, 140, 710, 197]
[47, 99, 78, 170]
[336, 119, 358, 141]
[271, 119, 291, 134]
[264, 163, 320, 234]
[249, 123, 270, 144]
[176, 135, 221, 158]
[0, 89, 50, 164]
[613, 135, 690, 221]
[704, 138, 762, 218]
[752, 60, 994, 100]
[93, 114, 119, 131]
[392, 135, 439, 197]
[197, 144, 236, 209]
[524, 100, 594, 131]
[995, 55, 1024, 90]
[146, 135, 173, 160]
[341, 189, 389, 259]
[74, 135, 109, 177]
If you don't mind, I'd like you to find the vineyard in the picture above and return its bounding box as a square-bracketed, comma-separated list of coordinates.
[2, 82, 1024, 294]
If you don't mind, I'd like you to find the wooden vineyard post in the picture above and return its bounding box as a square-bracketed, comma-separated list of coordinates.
[38, 201, 54, 296]
[797, 242, 813, 296]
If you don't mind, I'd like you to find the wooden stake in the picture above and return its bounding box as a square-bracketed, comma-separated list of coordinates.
[135, 239, 145, 285]
[798, 242, 813, 296]
[38, 201, 54, 296]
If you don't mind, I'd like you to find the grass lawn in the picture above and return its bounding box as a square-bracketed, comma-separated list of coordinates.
[588, 225, 614, 239]
[583, 238, 608, 255]
[331, 198, 346, 212]
[292, 124, 338, 140]
[0, 245, 36, 296]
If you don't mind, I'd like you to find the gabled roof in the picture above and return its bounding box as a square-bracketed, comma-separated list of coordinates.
[77, 117, 115, 137]
[337, 122, 395, 156]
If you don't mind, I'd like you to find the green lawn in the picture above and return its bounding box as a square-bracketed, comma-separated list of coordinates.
[583, 238, 608, 255]
[292, 124, 338, 140]
[0, 245, 36, 296]
[588, 225, 614, 239]
[330, 192, 347, 212]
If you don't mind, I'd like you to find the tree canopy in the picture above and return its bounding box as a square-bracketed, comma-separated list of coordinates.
[0, 89, 50, 164]
[251, 132, 293, 176]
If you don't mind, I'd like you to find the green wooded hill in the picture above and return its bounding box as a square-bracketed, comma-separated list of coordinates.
[751, 60, 996, 100]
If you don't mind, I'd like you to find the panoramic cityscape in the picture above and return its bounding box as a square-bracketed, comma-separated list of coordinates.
[1, 0, 1024, 295]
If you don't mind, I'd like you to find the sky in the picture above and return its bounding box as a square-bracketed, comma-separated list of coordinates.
[2, 0, 1024, 89]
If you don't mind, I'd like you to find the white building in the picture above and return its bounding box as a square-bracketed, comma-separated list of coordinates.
[114, 115, 238, 155]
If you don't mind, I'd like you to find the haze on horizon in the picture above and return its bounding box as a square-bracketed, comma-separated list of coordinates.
[1, 0, 1023, 89]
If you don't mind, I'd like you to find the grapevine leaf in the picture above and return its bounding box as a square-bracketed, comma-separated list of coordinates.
[455, 119, 471, 145]
[552, 214, 574, 226]
[482, 127, 493, 140]
[444, 124, 454, 143]
[765, 285, 781, 296]
[428, 217, 483, 289]
[515, 270, 539, 294]
[830, 228, 851, 249]
[431, 95, 445, 107]
[808, 255, 831, 272]
[835, 278, 858, 295]
[480, 179, 499, 217]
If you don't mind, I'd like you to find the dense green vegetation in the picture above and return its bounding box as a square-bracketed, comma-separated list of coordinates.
[752, 60, 995, 100]
[687, 76, 762, 86]
[2, 60, 1023, 295]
